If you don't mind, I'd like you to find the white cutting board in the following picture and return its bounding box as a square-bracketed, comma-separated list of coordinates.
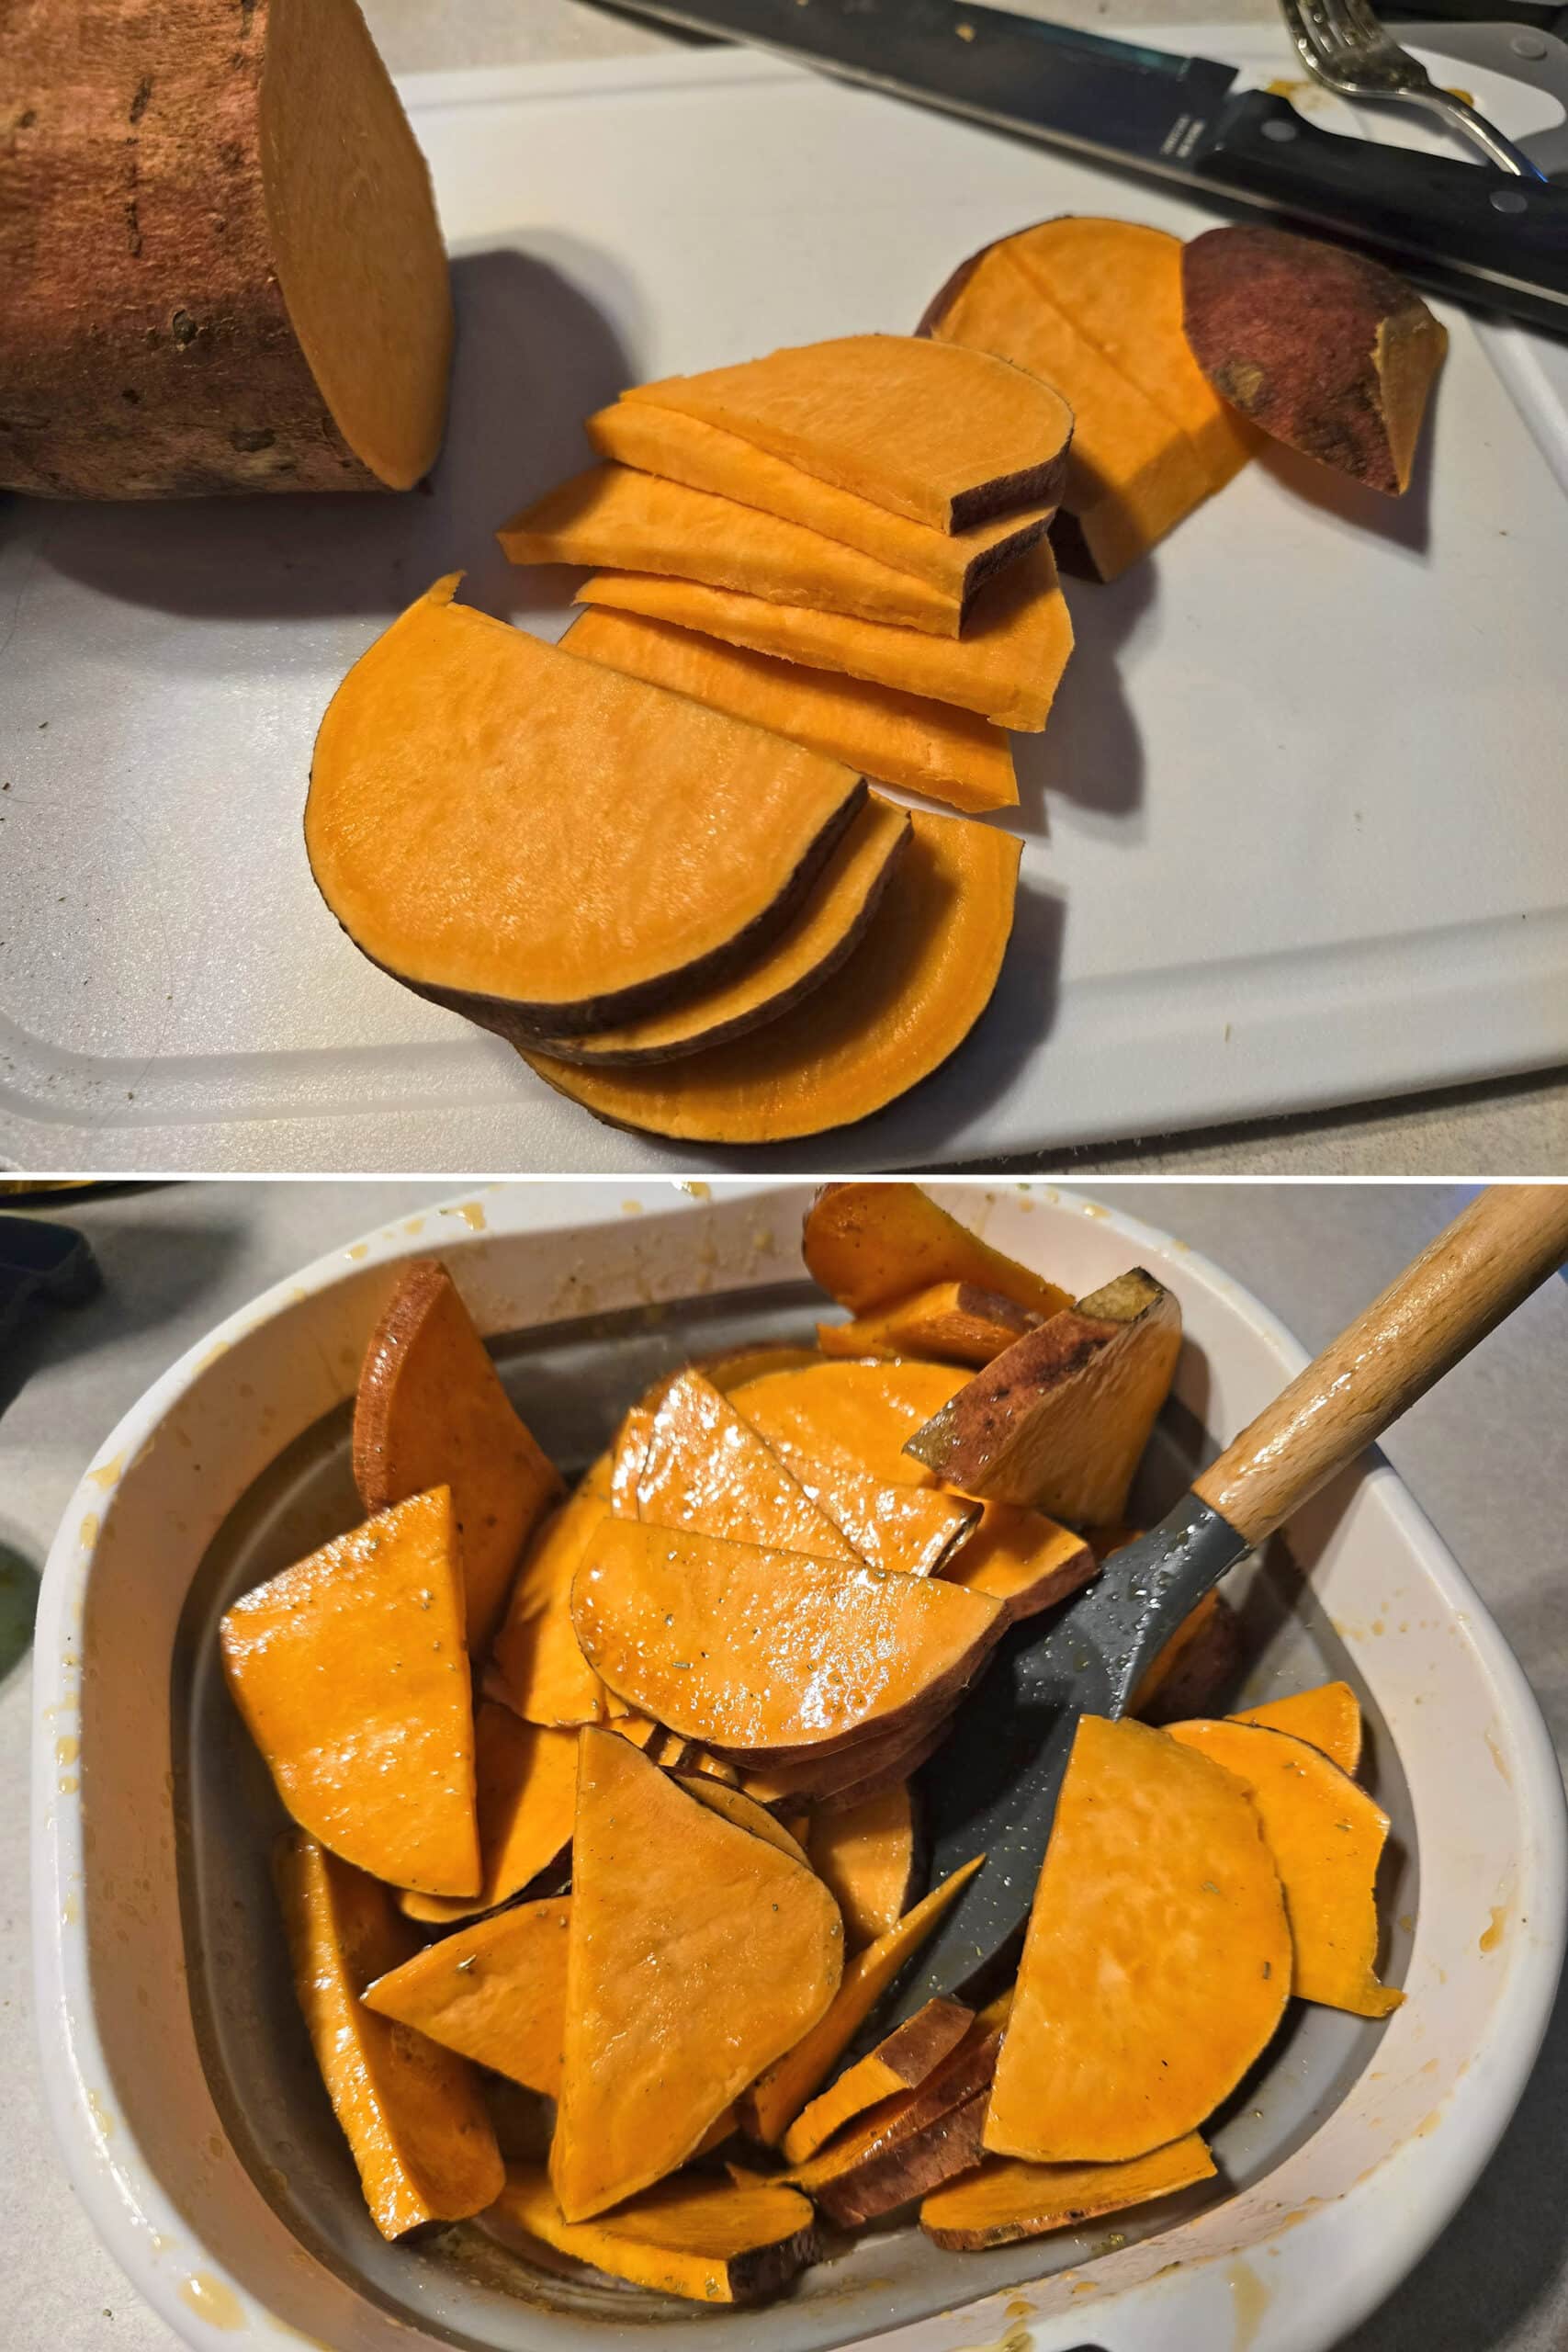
[2, 30, 1565, 1173]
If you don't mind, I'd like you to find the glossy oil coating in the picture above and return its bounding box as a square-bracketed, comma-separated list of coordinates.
[399, 1704, 578, 1928]
[488, 1480, 615, 1730]
[637, 1368, 859, 1558]
[802, 1182, 1072, 1317]
[1232, 1678, 1362, 1776]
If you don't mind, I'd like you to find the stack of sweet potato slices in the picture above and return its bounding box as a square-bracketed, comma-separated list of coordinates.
[219, 1190, 1405, 2305]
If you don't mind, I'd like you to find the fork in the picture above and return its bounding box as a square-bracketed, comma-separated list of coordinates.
[1281, 0, 1549, 177]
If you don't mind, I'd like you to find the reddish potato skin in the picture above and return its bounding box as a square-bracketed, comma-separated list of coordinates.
[1180, 225, 1445, 496]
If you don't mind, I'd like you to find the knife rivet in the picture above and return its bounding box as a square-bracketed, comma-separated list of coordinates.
[1490, 187, 1529, 213]
[1262, 118, 1298, 141]
[1510, 31, 1548, 58]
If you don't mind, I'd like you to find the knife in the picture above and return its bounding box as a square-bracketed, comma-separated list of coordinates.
[596, 0, 1568, 333]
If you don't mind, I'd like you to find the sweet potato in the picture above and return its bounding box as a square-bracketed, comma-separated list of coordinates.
[364, 1895, 570, 2098]
[1133, 1589, 1245, 1724]
[1181, 225, 1446, 495]
[493, 2165, 818, 2304]
[780, 2006, 1008, 2223]
[807, 1784, 920, 1949]
[818, 1281, 1041, 1368]
[221, 1487, 479, 1897]
[781, 1997, 974, 2163]
[636, 1369, 860, 1559]
[1232, 1679, 1361, 1776]
[608, 1411, 654, 1516]
[920, 2132, 1216, 2247]
[399, 1707, 576, 1928]
[938, 1506, 1098, 1624]
[676, 1776, 812, 1863]
[904, 1269, 1182, 1521]
[488, 1484, 613, 1730]
[353, 1259, 561, 1651]
[802, 1183, 1071, 1317]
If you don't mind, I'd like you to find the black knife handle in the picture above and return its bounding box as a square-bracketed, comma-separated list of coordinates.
[1201, 90, 1568, 334]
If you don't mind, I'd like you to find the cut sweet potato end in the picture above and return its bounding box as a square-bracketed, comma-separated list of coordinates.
[398, 1708, 577, 1928]
[636, 1367, 861, 1560]
[493, 2165, 818, 2303]
[818, 1279, 1041, 1367]
[781, 1997, 974, 2163]
[365, 1895, 570, 2098]
[920, 2132, 1216, 2247]
[803, 1183, 1071, 1317]
[807, 1783, 920, 1949]
[1232, 1680, 1361, 1776]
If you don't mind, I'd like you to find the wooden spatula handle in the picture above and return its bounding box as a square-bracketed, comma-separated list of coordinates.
[1192, 1185, 1568, 1547]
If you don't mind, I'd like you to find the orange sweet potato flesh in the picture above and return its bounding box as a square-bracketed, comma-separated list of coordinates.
[678, 1776, 812, 1861]
[1232, 1679, 1361, 1776]
[275, 1831, 502, 2239]
[637, 1368, 861, 1559]
[565, 607, 1018, 816]
[501, 463, 969, 635]
[637, 1344, 824, 1416]
[353, 1259, 561, 1652]
[493, 2165, 818, 2303]
[571, 1520, 1002, 1763]
[365, 1895, 570, 2097]
[529, 798, 910, 1065]
[1181, 225, 1446, 495]
[985, 1716, 1291, 2163]
[306, 575, 866, 1036]
[488, 1484, 613, 1729]
[779, 2005, 1006, 2223]
[939, 1506, 1098, 1625]
[588, 399, 1054, 597]
[781, 1997, 974, 2163]
[804, 1182, 1072, 1317]
[580, 542, 1072, 730]
[1133, 1588, 1245, 1724]
[1166, 1719, 1402, 2017]
[905, 1269, 1183, 1521]
[625, 335, 1074, 530]
[552, 1729, 843, 2220]
[807, 1783, 919, 1949]
[920, 2132, 1216, 2247]
[399, 1706, 576, 1928]
[221, 1487, 479, 1896]
[818, 1281, 1040, 1367]
[525, 808, 1021, 1143]
[923, 239, 1212, 582]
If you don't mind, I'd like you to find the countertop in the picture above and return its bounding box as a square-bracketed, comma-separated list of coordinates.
[5, 1177, 1567, 2349]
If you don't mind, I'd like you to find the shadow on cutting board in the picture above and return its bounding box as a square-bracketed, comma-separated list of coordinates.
[1012, 544, 1153, 841]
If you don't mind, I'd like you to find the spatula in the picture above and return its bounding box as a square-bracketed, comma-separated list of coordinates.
[873, 1183, 1568, 2036]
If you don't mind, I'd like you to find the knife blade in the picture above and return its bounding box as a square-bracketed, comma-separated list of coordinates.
[598, 0, 1568, 332]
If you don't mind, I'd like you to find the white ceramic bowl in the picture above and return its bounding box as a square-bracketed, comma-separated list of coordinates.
[33, 1182, 1567, 2352]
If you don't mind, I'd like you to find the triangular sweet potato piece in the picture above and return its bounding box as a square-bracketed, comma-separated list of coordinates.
[399, 1707, 576, 1927]
[939, 1505, 1098, 1624]
[985, 1716, 1291, 2164]
[221, 1487, 479, 1896]
[818, 1280, 1041, 1367]
[275, 1832, 502, 2238]
[525, 808, 1020, 1143]
[781, 1996, 974, 2163]
[1166, 1718, 1402, 2017]
[803, 1183, 1071, 1317]
[920, 2132, 1216, 2247]
[493, 2165, 818, 2304]
[624, 335, 1073, 530]
[579, 543, 1073, 731]
[354, 1259, 562, 1651]
[807, 1784, 919, 1950]
[365, 1894, 570, 2097]
[637, 1367, 860, 1559]
[501, 463, 968, 635]
[588, 397, 1054, 596]
[488, 1485, 612, 1728]
[1231, 1679, 1361, 1776]
[307, 575, 866, 1038]
[571, 1520, 1002, 1764]
[905, 1268, 1183, 1521]
[552, 1729, 843, 2220]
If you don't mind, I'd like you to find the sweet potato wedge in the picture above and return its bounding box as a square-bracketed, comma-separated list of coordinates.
[571, 1521, 1002, 1764]
[780, 2007, 1007, 2223]
[565, 607, 1018, 816]
[221, 1487, 479, 1896]
[364, 1895, 570, 2097]
[807, 1784, 920, 1949]
[985, 1716, 1291, 2163]
[493, 2165, 818, 2304]
[920, 2132, 1216, 2247]
[1133, 1589, 1245, 1724]
[781, 1997, 974, 2163]
[488, 1484, 613, 1729]
[1181, 224, 1446, 495]
[1232, 1679, 1361, 1776]
[818, 1281, 1041, 1368]
[623, 334, 1074, 530]
[552, 1729, 843, 2220]
[399, 1706, 576, 1928]
[636, 1368, 861, 1559]
[904, 1269, 1182, 1521]
[353, 1259, 562, 1651]
[276, 1832, 502, 2239]
[1165, 1719, 1402, 2017]
[803, 1183, 1071, 1317]
[938, 1506, 1098, 1624]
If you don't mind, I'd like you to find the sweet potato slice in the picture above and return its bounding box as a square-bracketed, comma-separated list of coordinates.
[985, 1716, 1291, 2164]
[736, 1705, 945, 1808]
[399, 1708, 576, 1928]
[741, 1857, 984, 2143]
[1133, 1589, 1246, 1724]
[221, 1488, 479, 1897]
[818, 1281, 1038, 1367]
[306, 575, 866, 1037]
[572, 1521, 1002, 1764]
[781, 1998, 974, 2163]
[1232, 1680, 1361, 1776]
[353, 1259, 562, 1651]
[494, 2165, 817, 2304]
[275, 1832, 502, 2239]
[780, 2007, 1007, 2222]
[552, 1729, 843, 2220]
[1181, 225, 1446, 495]
[502, 463, 967, 634]
[565, 607, 1018, 815]
[608, 1410, 654, 1515]
[588, 399, 1055, 597]
[488, 1485, 611, 1729]
[807, 1784, 919, 1949]
[923, 238, 1212, 582]
[530, 798, 910, 1065]
[939, 1507, 1098, 1624]
[624, 335, 1074, 530]
[803, 1183, 1072, 1317]
[921, 2132, 1216, 2247]
[579, 543, 1072, 730]
[677, 1776, 812, 1862]
[365, 1895, 570, 2097]
[525, 807, 1020, 1143]
[905, 1269, 1182, 1521]
[1165, 1719, 1402, 2017]
[636, 1368, 859, 1559]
